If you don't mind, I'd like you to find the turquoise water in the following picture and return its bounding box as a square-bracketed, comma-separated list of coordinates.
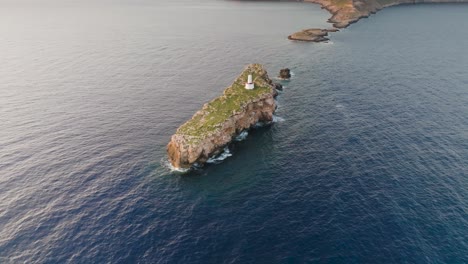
[0, 1, 467, 262]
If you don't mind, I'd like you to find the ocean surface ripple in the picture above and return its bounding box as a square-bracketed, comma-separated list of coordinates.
[0, 0, 467, 263]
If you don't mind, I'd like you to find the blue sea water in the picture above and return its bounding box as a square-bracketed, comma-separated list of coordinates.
[0, 0, 467, 262]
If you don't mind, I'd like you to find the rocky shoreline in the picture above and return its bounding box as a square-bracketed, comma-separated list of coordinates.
[287, 0, 468, 42]
[304, 0, 468, 30]
[167, 64, 281, 170]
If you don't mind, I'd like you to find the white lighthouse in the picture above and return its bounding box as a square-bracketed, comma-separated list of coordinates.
[245, 74, 254, 90]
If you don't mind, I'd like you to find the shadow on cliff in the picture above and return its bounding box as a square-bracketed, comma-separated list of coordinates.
[177, 125, 276, 180]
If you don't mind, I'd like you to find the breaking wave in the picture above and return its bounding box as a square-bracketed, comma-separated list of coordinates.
[254, 121, 270, 128]
[162, 158, 191, 173]
[273, 115, 285, 123]
[235, 131, 249, 141]
[206, 147, 232, 164]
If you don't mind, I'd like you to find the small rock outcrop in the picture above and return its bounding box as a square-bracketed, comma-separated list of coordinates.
[288, 28, 338, 42]
[274, 83, 283, 91]
[278, 68, 291, 79]
[167, 64, 280, 170]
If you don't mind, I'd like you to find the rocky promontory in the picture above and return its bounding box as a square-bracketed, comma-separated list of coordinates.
[167, 64, 280, 170]
[283, 0, 468, 42]
[305, 0, 468, 29]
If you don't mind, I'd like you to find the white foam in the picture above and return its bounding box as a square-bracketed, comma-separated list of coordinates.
[254, 121, 270, 128]
[273, 115, 285, 123]
[235, 130, 249, 141]
[162, 159, 191, 173]
[206, 146, 232, 164]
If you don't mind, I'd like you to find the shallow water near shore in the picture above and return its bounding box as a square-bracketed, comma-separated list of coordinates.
[1, 0, 467, 262]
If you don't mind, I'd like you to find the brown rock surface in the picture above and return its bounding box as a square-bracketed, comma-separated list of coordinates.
[167, 64, 280, 170]
[305, 0, 468, 29]
[288, 28, 337, 42]
[278, 68, 292, 79]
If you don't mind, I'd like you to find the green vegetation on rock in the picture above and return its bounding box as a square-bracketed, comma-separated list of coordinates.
[176, 64, 273, 143]
[330, 0, 351, 8]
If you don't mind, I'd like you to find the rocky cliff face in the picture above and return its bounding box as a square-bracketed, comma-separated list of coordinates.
[167, 64, 278, 169]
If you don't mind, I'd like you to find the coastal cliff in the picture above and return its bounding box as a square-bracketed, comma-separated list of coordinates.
[305, 0, 468, 29]
[167, 64, 279, 169]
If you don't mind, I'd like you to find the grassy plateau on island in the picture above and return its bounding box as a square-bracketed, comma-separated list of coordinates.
[176, 64, 272, 143]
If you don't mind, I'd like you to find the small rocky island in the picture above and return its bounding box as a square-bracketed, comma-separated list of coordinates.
[278, 68, 291, 79]
[167, 64, 281, 170]
[288, 28, 338, 42]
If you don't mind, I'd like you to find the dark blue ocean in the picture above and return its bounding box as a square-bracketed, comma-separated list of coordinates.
[0, 0, 467, 262]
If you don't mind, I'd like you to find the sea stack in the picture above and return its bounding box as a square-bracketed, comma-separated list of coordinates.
[279, 68, 291, 79]
[167, 64, 280, 170]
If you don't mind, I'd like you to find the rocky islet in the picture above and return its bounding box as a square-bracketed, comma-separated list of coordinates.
[167, 64, 283, 170]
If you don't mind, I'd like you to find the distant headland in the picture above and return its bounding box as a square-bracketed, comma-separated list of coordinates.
[287, 0, 468, 42]
[167, 64, 282, 170]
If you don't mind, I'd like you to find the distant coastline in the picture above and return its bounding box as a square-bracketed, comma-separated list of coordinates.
[285, 0, 468, 41]
[304, 0, 468, 29]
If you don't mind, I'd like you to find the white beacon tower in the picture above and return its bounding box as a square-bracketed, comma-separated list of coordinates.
[245, 74, 255, 90]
